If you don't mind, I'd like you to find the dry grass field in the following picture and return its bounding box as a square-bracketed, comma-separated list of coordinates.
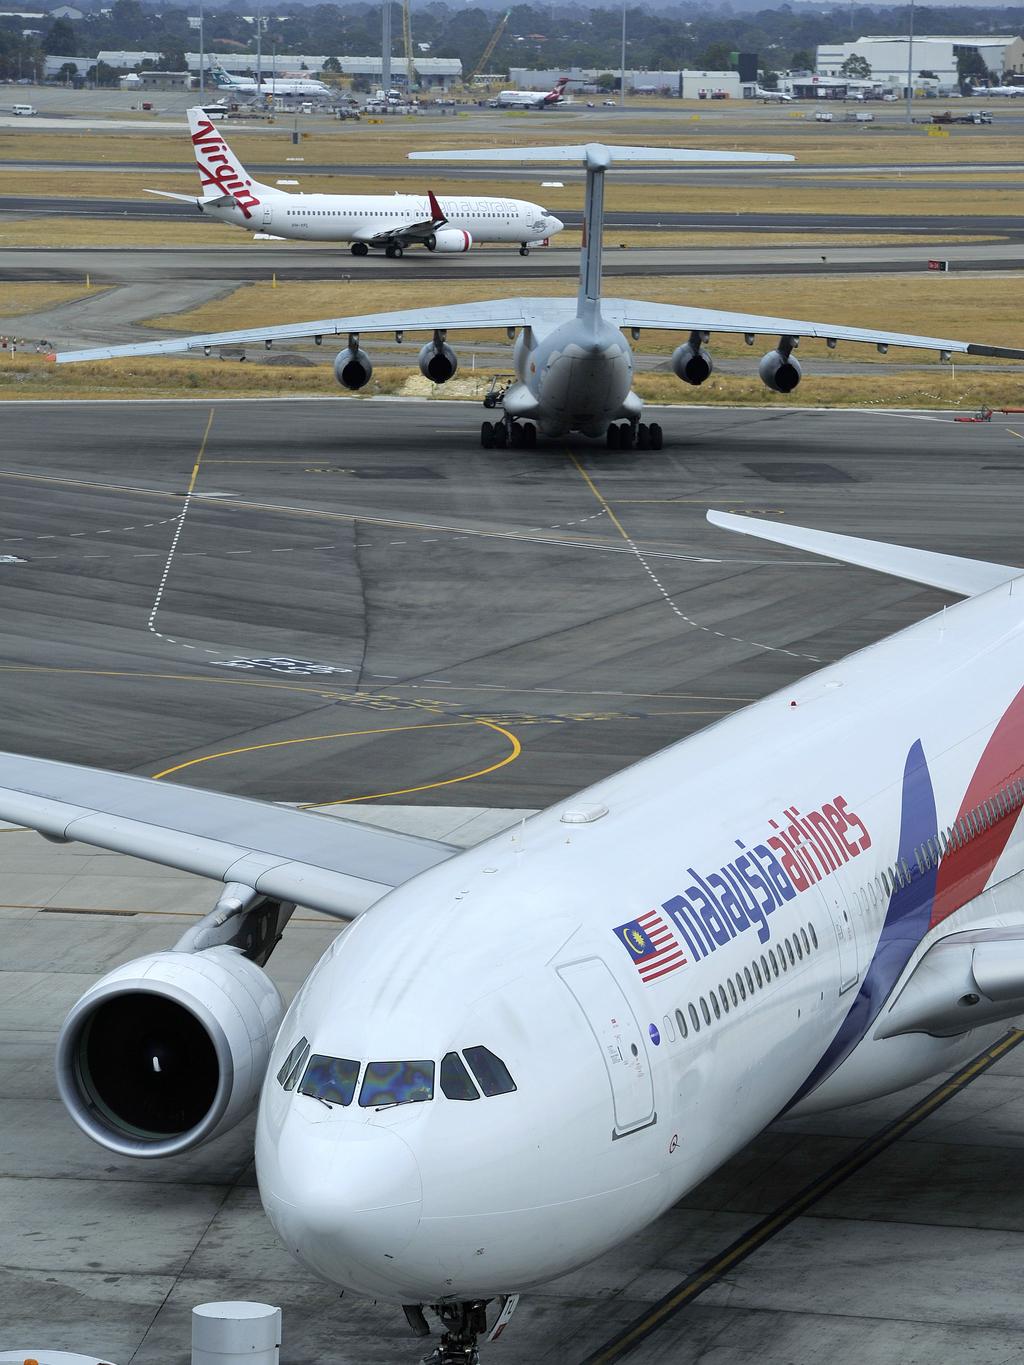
[0, 351, 1017, 412]
[143, 273, 1024, 361]
[1, 120, 1020, 169]
[1, 167, 1017, 221]
[0, 282, 100, 317]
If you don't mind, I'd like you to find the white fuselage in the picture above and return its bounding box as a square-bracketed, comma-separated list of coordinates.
[256, 575, 1024, 1303]
[494, 90, 563, 108]
[216, 77, 329, 97]
[207, 192, 559, 248]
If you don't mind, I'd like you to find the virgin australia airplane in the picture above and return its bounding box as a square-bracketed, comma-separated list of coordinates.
[145, 110, 563, 259]
[56, 140, 1024, 449]
[4, 517, 1024, 1361]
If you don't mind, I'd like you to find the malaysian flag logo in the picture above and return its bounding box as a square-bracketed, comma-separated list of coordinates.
[612, 910, 687, 983]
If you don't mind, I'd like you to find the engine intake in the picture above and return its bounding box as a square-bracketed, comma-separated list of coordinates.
[334, 333, 372, 391]
[671, 338, 713, 387]
[56, 946, 284, 1158]
[759, 347, 802, 394]
[418, 332, 458, 384]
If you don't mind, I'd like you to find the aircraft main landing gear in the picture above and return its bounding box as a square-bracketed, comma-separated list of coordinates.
[350, 241, 369, 257]
[385, 242, 405, 259]
[481, 418, 535, 449]
[606, 421, 662, 450]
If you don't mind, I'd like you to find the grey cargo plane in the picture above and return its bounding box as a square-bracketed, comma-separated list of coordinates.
[52, 142, 1024, 448]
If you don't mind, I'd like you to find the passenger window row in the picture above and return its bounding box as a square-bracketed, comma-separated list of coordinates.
[670, 922, 819, 1039]
[276, 1039, 516, 1108]
[850, 780, 1023, 915]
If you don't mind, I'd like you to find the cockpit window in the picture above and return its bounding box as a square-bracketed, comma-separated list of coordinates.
[359, 1060, 434, 1108]
[464, 1045, 517, 1097]
[440, 1051, 480, 1101]
[277, 1037, 309, 1091]
[298, 1054, 360, 1106]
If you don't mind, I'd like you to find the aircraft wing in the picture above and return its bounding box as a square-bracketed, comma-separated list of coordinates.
[602, 297, 1024, 361]
[50, 298, 577, 364]
[359, 189, 447, 246]
[0, 751, 457, 919]
[876, 921, 1024, 1041]
[707, 510, 1021, 596]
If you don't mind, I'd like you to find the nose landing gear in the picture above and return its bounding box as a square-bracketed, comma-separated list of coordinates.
[420, 1301, 489, 1365]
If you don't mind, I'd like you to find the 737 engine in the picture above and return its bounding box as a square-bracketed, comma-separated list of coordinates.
[418, 329, 458, 383]
[56, 886, 293, 1158]
[429, 227, 473, 254]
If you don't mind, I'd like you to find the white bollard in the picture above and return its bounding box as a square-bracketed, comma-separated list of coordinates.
[191, 1302, 281, 1365]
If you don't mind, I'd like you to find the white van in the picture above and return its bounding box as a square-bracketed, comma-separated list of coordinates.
[12, 104, 36, 116]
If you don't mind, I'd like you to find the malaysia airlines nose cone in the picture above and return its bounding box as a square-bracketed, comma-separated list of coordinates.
[260, 1121, 422, 1294]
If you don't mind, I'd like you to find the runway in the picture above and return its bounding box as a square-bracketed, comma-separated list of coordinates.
[5, 401, 1024, 1362]
[5, 193, 1024, 238]
[4, 241, 1024, 293]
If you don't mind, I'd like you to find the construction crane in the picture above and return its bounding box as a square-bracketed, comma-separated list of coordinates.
[469, 9, 511, 85]
[402, 0, 416, 88]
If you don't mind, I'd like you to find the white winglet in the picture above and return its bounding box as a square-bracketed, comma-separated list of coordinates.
[707, 510, 1021, 597]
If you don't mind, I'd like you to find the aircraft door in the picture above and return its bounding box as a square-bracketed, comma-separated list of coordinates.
[557, 957, 656, 1137]
[261, 204, 273, 229]
[817, 880, 859, 994]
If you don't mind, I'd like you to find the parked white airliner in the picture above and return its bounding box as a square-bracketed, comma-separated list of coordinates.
[69, 141, 1024, 447]
[210, 65, 331, 98]
[146, 109, 563, 258]
[4, 516, 1024, 1361]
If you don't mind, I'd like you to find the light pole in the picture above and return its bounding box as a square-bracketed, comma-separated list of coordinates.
[256, 3, 262, 86]
[619, 0, 626, 107]
[905, 0, 915, 124]
[198, 0, 204, 98]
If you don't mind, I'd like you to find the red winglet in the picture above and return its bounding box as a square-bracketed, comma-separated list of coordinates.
[427, 190, 447, 224]
[45, 353, 56, 362]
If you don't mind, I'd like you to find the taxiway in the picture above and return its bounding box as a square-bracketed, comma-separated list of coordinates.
[5, 402, 1024, 1363]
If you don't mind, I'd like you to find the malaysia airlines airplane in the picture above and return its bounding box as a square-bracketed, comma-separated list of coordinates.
[66, 141, 1024, 446]
[210, 65, 331, 98]
[146, 110, 564, 258]
[4, 514, 1024, 1362]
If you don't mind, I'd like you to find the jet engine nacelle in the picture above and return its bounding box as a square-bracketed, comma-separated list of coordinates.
[758, 348, 802, 393]
[56, 946, 285, 1158]
[334, 347, 373, 390]
[671, 340, 713, 386]
[418, 339, 459, 383]
[430, 227, 473, 253]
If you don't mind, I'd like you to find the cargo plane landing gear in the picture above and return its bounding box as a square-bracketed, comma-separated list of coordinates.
[607, 420, 662, 450]
[481, 418, 537, 449]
